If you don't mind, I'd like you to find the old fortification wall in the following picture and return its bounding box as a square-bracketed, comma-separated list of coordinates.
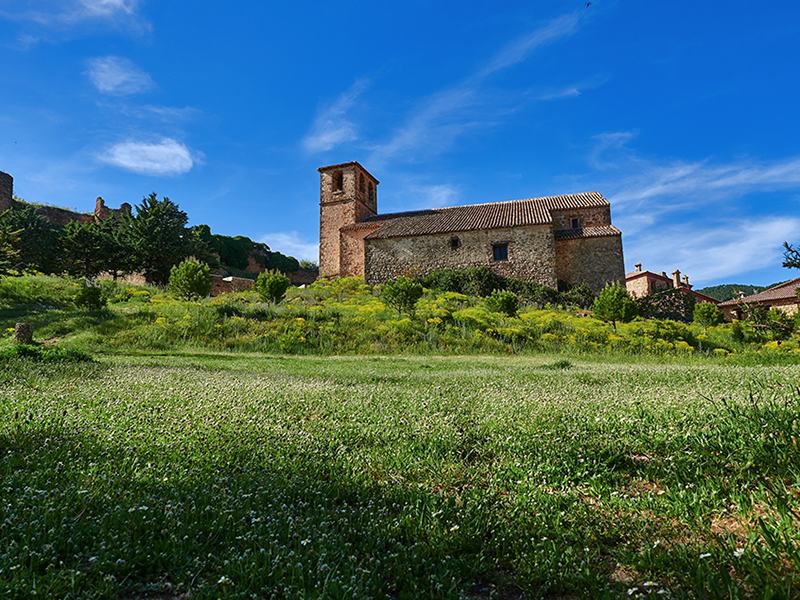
[554, 234, 624, 293]
[364, 225, 557, 286]
[211, 275, 255, 295]
[0, 171, 12, 213]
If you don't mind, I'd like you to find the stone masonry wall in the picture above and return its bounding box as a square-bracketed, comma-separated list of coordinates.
[550, 205, 611, 231]
[554, 234, 624, 293]
[340, 226, 379, 278]
[364, 225, 557, 286]
[0, 171, 12, 213]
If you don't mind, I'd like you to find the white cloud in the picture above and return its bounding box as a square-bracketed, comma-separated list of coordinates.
[403, 184, 461, 211]
[258, 232, 318, 262]
[624, 217, 800, 285]
[85, 56, 154, 95]
[302, 80, 369, 153]
[369, 12, 586, 166]
[0, 0, 149, 38]
[99, 138, 195, 176]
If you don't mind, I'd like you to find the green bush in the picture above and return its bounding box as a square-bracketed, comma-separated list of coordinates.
[0, 344, 92, 362]
[256, 270, 290, 304]
[74, 284, 107, 310]
[485, 290, 519, 317]
[383, 276, 424, 317]
[169, 259, 212, 300]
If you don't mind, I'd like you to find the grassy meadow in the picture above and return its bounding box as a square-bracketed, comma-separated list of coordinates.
[1, 274, 799, 598]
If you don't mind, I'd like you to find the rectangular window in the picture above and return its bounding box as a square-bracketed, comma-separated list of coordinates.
[571, 218, 580, 229]
[492, 243, 508, 261]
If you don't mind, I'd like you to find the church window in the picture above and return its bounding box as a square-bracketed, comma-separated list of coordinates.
[368, 182, 374, 203]
[359, 173, 365, 195]
[332, 171, 343, 192]
[450, 236, 461, 250]
[492, 243, 508, 262]
[571, 217, 581, 229]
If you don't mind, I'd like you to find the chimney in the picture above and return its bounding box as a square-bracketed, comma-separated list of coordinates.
[634, 263, 642, 272]
[682, 275, 689, 287]
[660, 271, 667, 278]
[672, 270, 681, 289]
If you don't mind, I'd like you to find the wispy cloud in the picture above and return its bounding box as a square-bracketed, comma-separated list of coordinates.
[0, 0, 149, 39]
[402, 183, 461, 211]
[85, 56, 154, 95]
[258, 231, 318, 262]
[98, 138, 195, 176]
[368, 12, 586, 165]
[302, 79, 369, 153]
[624, 217, 800, 285]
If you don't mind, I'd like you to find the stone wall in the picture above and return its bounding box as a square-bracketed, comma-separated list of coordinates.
[211, 275, 255, 295]
[364, 225, 557, 286]
[554, 234, 624, 293]
[550, 205, 611, 231]
[0, 171, 12, 213]
[33, 205, 93, 226]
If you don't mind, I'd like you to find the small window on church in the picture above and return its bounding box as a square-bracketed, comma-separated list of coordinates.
[332, 171, 343, 192]
[368, 182, 374, 203]
[492, 243, 508, 262]
[571, 217, 581, 229]
[450, 236, 460, 250]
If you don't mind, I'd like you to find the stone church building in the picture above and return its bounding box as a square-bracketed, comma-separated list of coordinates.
[320, 161, 625, 292]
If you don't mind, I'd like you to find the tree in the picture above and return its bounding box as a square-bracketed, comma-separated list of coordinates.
[1, 205, 62, 273]
[783, 242, 800, 269]
[382, 276, 424, 317]
[256, 270, 290, 305]
[693, 302, 723, 331]
[0, 214, 20, 274]
[62, 220, 108, 278]
[592, 284, 638, 330]
[169, 258, 212, 300]
[124, 193, 196, 285]
[486, 290, 519, 317]
[636, 287, 696, 322]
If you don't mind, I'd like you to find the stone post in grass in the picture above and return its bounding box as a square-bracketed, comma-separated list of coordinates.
[14, 323, 33, 345]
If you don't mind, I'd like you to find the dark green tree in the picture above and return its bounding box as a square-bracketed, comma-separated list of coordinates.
[169, 258, 212, 300]
[0, 205, 62, 273]
[125, 193, 196, 285]
[783, 242, 800, 269]
[592, 284, 638, 330]
[636, 287, 696, 322]
[0, 214, 20, 274]
[256, 270, 290, 305]
[383, 276, 424, 317]
[62, 220, 108, 277]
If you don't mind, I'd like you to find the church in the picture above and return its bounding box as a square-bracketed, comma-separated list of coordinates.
[318, 161, 624, 293]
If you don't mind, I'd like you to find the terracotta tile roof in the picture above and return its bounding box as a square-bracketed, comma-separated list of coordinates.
[554, 225, 621, 239]
[360, 192, 608, 240]
[718, 276, 800, 307]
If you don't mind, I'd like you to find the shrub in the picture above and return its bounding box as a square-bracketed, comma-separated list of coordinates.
[0, 344, 92, 362]
[485, 290, 519, 317]
[593, 284, 637, 330]
[693, 302, 723, 330]
[74, 283, 107, 310]
[383, 276, 424, 317]
[169, 258, 212, 300]
[256, 270, 290, 305]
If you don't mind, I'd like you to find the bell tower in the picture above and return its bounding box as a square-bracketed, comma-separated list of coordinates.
[318, 161, 378, 278]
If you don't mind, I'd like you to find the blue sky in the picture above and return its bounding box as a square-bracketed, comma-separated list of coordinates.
[1, 1, 799, 287]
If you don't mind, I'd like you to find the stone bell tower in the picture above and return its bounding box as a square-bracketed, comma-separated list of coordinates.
[318, 161, 378, 278]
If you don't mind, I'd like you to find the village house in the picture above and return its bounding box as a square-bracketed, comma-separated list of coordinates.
[718, 277, 800, 321]
[318, 161, 625, 293]
[625, 263, 719, 304]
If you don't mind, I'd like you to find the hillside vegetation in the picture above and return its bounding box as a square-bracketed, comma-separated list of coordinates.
[1, 273, 799, 362]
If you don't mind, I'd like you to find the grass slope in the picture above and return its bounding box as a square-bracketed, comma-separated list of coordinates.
[1, 353, 799, 598]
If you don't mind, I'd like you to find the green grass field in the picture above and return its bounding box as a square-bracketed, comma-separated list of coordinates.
[2, 352, 799, 598]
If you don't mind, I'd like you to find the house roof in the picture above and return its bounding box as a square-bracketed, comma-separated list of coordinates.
[718, 276, 800, 307]
[554, 225, 622, 240]
[356, 192, 612, 240]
